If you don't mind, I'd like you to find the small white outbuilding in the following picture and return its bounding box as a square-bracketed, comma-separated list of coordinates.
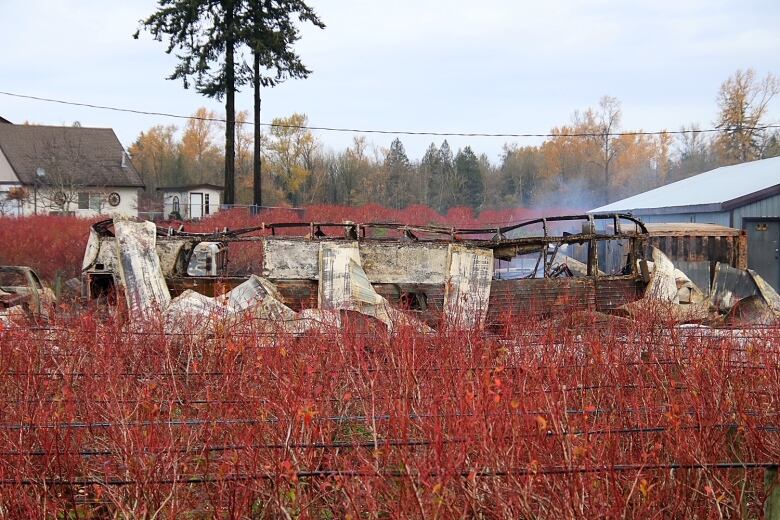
[158, 184, 224, 220]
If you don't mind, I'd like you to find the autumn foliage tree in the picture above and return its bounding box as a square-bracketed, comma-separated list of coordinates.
[714, 68, 780, 163]
[263, 113, 319, 205]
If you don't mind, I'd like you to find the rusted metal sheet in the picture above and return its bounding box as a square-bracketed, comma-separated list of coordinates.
[0, 266, 56, 319]
[711, 263, 760, 311]
[594, 278, 642, 311]
[644, 232, 746, 269]
[486, 278, 597, 326]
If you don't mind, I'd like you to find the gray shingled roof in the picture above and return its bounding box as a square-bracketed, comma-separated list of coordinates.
[0, 124, 144, 188]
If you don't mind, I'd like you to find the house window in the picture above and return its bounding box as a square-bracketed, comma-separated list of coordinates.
[204, 193, 210, 215]
[78, 192, 90, 210]
[89, 193, 103, 212]
[172, 196, 180, 214]
[77, 192, 103, 211]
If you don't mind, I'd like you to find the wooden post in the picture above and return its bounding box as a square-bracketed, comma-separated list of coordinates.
[766, 466, 780, 520]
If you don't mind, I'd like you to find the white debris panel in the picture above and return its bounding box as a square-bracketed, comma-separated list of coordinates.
[82, 227, 119, 273]
[359, 242, 449, 284]
[444, 245, 494, 329]
[318, 242, 364, 310]
[262, 238, 450, 284]
[262, 239, 320, 280]
[642, 247, 679, 303]
[164, 275, 300, 333]
[317, 242, 432, 332]
[113, 219, 171, 317]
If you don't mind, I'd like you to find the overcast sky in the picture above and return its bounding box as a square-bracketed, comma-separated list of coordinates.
[2, 0, 779, 160]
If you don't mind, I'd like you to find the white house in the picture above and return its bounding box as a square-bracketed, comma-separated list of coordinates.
[158, 184, 223, 220]
[0, 119, 144, 217]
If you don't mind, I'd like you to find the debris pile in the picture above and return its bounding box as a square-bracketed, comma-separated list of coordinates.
[620, 247, 780, 325]
[113, 219, 434, 334]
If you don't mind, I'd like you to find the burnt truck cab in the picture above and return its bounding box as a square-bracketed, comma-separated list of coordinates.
[0, 266, 56, 318]
[82, 219, 228, 301]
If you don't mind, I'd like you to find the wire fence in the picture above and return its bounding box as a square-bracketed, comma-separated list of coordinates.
[1, 315, 780, 516]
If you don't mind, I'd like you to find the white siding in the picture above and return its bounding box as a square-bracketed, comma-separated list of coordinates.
[17, 187, 139, 217]
[637, 211, 731, 227]
[162, 188, 222, 219]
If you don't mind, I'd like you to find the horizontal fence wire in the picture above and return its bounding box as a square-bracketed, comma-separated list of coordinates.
[3, 463, 779, 487]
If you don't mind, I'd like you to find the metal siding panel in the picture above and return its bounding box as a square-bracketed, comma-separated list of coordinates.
[733, 193, 780, 229]
[637, 212, 729, 226]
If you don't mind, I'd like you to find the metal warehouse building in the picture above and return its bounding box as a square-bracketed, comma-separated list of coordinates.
[591, 156, 780, 290]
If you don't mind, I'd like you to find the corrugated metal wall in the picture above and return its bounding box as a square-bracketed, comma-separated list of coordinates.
[638, 212, 731, 226]
[731, 193, 780, 228]
[633, 194, 780, 229]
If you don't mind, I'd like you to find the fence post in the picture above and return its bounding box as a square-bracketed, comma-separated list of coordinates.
[767, 466, 780, 520]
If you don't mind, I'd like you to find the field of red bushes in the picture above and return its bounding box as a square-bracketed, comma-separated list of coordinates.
[0, 310, 778, 517]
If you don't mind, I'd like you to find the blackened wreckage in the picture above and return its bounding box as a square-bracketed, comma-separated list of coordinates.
[80, 214, 779, 330]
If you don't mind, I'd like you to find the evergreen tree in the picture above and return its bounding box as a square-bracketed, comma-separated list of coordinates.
[421, 143, 441, 207]
[454, 146, 484, 209]
[238, 1, 324, 207]
[384, 138, 411, 209]
[437, 140, 455, 211]
[136, 0, 241, 204]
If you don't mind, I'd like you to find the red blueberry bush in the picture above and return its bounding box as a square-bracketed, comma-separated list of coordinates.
[0, 306, 778, 518]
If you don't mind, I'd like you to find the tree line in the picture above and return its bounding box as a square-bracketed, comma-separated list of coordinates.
[129, 68, 780, 212]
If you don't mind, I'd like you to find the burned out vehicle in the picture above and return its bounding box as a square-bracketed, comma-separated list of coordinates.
[0, 266, 56, 319]
[81, 214, 661, 327]
[82, 214, 780, 329]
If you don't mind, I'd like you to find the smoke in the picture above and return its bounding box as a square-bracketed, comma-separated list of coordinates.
[530, 175, 604, 213]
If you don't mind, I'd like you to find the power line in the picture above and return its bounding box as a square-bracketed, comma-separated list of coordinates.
[2, 90, 778, 139]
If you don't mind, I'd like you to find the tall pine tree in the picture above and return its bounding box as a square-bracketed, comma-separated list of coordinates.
[238, 1, 324, 207]
[454, 146, 484, 209]
[136, 0, 241, 204]
[384, 138, 411, 209]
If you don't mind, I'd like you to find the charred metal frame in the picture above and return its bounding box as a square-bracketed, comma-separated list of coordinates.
[86, 213, 648, 280]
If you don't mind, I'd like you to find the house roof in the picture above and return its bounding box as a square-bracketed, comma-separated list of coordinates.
[157, 183, 224, 192]
[590, 156, 780, 215]
[0, 116, 12, 124]
[0, 124, 144, 188]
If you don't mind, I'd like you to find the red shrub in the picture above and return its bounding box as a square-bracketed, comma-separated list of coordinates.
[0, 307, 778, 517]
[0, 215, 96, 283]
